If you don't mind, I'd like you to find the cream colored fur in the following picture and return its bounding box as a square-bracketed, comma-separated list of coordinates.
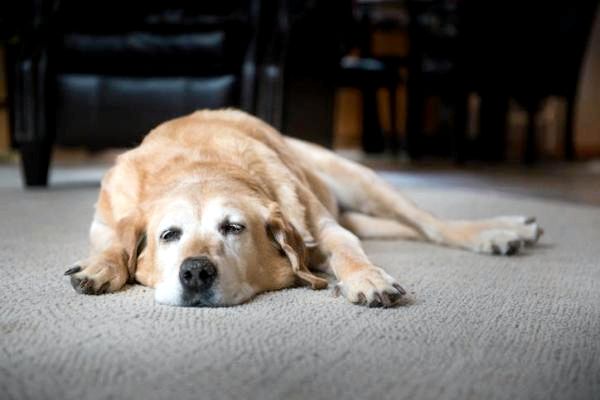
[66, 109, 542, 307]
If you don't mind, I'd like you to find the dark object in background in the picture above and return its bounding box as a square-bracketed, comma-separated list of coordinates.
[264, 0, 354, 147]
[6, 0, 261, 186]
[454, 0, 598, 162]
[338, 1, 406, 154]
[403, 0, 461, 159]
[384, 0, 597, 162]
[5, 0, 351, 187]
[338, 56, 402, 153]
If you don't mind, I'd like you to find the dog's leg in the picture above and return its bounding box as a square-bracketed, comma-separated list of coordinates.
[287, 138, 542, 255]
[65, 217, 131, 295]
[300, 192, 406, 307]
[65, 164, 143, 295]
[339, 212, 422, 240]
[317, 215, 407, 307]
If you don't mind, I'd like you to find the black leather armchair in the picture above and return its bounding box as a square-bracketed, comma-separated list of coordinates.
[5, 0, 353, 186]
[6, 0, 263, 186]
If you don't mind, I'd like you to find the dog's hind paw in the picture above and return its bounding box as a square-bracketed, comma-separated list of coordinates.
[490, 216, 543, 246]
[473, 224, 543, 256]
[474, 229, 523, 255]
[451, 216, 543, 256]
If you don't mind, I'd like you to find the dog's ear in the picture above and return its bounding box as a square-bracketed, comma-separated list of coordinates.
[115, 211, 147, 282]
[266, 205, 327, 290]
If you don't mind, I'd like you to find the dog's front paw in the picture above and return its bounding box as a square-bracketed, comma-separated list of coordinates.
[335, 267, 406, 308]
[64, 258, 127, 295]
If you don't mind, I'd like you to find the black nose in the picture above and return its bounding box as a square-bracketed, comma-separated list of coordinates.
[179, 256, 217, 290]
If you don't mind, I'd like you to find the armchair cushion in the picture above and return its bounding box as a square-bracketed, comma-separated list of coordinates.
[58, 31, 248, 75]
[55, 74, 237, 147]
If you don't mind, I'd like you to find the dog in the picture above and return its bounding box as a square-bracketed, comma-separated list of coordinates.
[65, 109, 543, 307]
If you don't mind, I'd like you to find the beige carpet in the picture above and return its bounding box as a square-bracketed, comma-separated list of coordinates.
[1, 179, 599, 400]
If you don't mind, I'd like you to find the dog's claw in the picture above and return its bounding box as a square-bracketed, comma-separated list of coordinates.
[74, 278, 95, 295]
[505, 240, 522, 255]
[332, 285, 341, 298]
[70, 275, 110, 295]
[491, 244, 501, 255]
[393, 283, 406, 296]
[64, 266, 82, 276]
[369, 293, 384, 307]
[98, 281, 110, 294]
[356, 292, 367, 305]
[380, 293, 393, 307]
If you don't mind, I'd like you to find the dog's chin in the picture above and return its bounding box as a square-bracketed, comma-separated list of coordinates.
[153, 275, 258, 307]
[153, 284, 251, 308]
[180, 289, 218, 307]
[154, 285, 217, 307]
[155, 293, 219, 307]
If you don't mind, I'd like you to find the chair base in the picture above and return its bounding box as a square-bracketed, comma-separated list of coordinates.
[20, 142, 52, 187]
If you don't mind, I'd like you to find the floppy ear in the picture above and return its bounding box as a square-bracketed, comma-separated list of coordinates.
[115, 211, 147, 282]
[266, 205, 328, 290]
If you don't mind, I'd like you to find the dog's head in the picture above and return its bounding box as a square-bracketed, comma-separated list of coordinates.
[119, 181, 326, 307]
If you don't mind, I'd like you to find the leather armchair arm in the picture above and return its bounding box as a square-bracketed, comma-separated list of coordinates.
[239, 0, 261, 115]
[255, 0, 289, 130]
[5, 0, 59, 146]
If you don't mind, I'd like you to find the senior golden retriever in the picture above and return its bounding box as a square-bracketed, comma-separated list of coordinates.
[65, 109, 542, 307]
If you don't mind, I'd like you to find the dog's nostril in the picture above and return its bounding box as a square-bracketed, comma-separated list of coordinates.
[198, 269, 210, 282]
[179, 256, 217, 290]
[182, 270, 193, 283]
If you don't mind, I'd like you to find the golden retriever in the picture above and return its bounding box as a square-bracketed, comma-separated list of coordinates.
[65, 109, 542, 307]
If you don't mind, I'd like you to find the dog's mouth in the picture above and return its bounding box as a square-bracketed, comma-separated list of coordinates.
[179, 288, 218, 307]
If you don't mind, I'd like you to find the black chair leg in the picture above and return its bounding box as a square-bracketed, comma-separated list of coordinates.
[20, 141, 52, 187]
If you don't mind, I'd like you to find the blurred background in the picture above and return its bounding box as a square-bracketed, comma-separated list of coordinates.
[0, 0, 599, 203]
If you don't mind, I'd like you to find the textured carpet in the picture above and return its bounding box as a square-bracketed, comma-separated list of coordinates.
[1, 181, 599, 400]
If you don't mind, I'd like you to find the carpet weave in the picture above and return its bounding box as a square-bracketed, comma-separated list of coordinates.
[1, 182, 599, 400]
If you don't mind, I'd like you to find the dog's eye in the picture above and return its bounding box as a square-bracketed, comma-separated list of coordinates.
[160, 227, 182, 242]
[219, 222, 245, 235]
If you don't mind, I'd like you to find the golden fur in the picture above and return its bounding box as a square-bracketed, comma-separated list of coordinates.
[66, 109, 543, 307]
